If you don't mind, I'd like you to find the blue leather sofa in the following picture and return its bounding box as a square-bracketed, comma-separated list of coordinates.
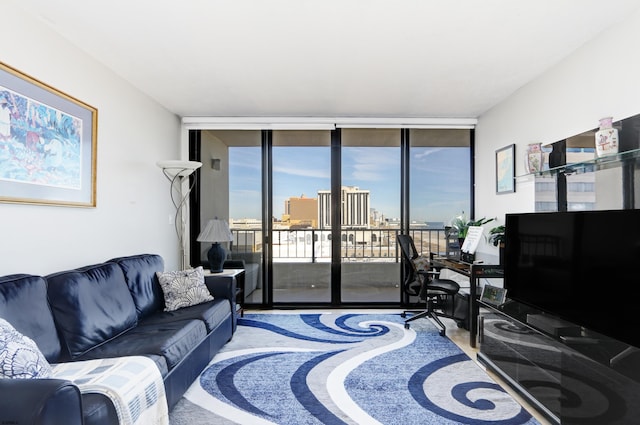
[0, 254, 236, 425]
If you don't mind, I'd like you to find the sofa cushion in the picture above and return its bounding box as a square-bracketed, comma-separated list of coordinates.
[46, 262, 138, 360]
[140, 298, 231, 333]
[0, 317, 52, 379]
[156, 267, 213, 312]
[0, 274, 61, 362]
[109, 254, 165, 319]
[76, 319, 206, 373]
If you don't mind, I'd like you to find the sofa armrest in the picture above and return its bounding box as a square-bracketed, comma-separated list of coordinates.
[204, 274, 237, 301]
[0, 379, 83, 425]
[223, 259, 245, 269]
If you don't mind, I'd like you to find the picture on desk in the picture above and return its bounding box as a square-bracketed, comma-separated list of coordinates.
[480, 284, 507, 306]
[460, 226, 484, 254]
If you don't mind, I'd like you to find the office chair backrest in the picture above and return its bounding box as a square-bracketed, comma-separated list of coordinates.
[397, 234, 418, 260]
[398, 233, 425, 268]
[397, 234, 425, 296]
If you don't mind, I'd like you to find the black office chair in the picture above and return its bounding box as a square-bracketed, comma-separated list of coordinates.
[398, 234, 460, 335]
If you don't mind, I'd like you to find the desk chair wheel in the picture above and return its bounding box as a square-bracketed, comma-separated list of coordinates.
[404, 323, 410, 329]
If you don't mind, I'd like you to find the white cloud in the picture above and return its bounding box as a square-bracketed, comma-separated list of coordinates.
[346, 147, 400, 181]
[273, 165, 330, 179]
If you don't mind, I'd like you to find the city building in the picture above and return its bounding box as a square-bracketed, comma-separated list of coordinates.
[318, 186, 370, 229]
[282, 194, 318, 228]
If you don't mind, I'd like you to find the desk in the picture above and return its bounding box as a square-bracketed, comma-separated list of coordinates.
[432, 258, 503, 348]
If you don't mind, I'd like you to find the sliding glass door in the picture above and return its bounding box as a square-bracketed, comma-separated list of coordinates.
[271, 130, 332, 303]
[340, 129, 401, 303]
[192, 128, 472, 308]
[194, 130, 264, 305]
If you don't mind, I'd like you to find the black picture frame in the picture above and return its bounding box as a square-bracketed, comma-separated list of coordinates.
[495, 144, 515, 194]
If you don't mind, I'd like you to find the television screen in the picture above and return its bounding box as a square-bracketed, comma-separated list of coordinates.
[504, 209, 640, 348]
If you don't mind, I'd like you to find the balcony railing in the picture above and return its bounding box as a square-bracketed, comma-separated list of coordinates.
[230, 228, 459, 262]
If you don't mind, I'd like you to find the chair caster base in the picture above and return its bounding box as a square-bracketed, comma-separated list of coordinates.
[404, 323, 410, 329]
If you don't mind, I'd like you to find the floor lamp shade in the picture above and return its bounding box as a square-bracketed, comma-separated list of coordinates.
[197, 219, 233, 273]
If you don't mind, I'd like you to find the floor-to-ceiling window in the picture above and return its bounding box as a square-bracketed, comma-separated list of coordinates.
[192, 130, 264, 305]
[271, 130, 332, 303]
[340, 129, 401, 303]
[408, 129, 471, 261]
[191, 127, 472, 308]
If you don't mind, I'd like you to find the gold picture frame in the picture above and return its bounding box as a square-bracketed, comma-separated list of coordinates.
[0, 62, 97, 207]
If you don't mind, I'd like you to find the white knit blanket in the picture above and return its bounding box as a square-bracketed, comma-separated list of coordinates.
[52, 356, 169, 425]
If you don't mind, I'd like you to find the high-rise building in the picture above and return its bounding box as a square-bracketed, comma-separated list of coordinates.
[282, 194, 318, 228]
[318, 186, 370, 229]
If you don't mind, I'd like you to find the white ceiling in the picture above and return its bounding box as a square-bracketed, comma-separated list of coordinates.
[11, 0, 640, 119]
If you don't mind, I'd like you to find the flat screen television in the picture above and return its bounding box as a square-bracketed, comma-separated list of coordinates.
[504, 209, 640, 348]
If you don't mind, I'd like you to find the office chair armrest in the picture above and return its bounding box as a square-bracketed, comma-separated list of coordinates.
[417, 270, 440, 278]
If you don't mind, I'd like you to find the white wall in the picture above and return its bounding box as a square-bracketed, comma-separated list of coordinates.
[5, 5, 639, 274]
[0, 3, 183, 275]
[474, 8, 640, 259]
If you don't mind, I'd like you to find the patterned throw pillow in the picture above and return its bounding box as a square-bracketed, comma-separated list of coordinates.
[0, 317, 52, 379]
[156, 266, 214, 312]
[412, 255, 430, 271]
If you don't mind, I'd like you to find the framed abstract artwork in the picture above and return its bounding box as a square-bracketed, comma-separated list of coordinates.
[495, 144, 515, 194]
[0, 62, 97, 207]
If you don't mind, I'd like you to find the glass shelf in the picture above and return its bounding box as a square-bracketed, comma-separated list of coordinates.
[516, 147, 640, 179]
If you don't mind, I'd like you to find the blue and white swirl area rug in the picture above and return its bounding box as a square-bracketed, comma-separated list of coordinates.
[170, 313, 540, 425]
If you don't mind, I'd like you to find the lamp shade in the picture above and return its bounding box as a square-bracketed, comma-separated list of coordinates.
[156, 160, 202, 179]
[197, 219, 233, 273]
[197, 219, 233, 243]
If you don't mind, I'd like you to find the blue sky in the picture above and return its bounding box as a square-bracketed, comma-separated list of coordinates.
[229, 146, 469, 225]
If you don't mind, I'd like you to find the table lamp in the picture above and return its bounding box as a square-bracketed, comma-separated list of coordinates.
[197, 218, 233, 273]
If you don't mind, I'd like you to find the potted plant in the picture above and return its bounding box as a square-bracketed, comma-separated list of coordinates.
[451, 214, 495, 246]
[488, 225, 505, 247]
[488, 224, 506, 265]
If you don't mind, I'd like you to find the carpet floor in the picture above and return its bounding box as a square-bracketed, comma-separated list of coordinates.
[169, 313, 541, 425]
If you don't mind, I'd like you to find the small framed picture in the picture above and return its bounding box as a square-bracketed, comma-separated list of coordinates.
[495, 144, 515, 194]
[480, 284, 507, 306]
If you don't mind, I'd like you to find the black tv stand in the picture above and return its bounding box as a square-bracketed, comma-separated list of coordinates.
[477, 299, 640, 425]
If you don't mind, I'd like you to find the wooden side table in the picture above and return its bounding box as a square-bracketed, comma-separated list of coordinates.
[204, 269, 245, 317]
